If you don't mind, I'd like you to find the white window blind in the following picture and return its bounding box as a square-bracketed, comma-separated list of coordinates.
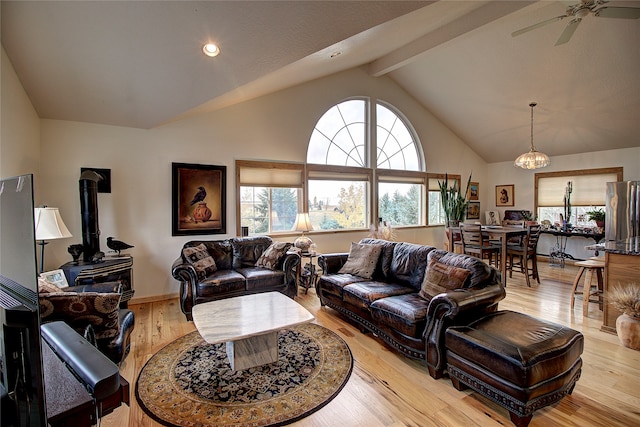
[537, 172, 619, 206]
[237, 162, 304, 187]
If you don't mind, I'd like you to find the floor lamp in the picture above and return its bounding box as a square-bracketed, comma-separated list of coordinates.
[34, 207, 72, 273]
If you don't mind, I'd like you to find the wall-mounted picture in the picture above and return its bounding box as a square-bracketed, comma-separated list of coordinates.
[172, 163, 226, 236]
[468, 182, 479, 201]
[486, 210, 500, 225]
[495, 184, 514, 207]
[467, 202, 480, 220]
[40, 269, 69, 288]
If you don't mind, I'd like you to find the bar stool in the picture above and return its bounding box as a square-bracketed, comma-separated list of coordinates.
[570, 259, 605, 315]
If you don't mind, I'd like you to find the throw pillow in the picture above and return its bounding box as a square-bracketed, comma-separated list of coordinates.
[419, 259, 471, 300]
[255, 241, 292, 270]
[183, 243, 217, 280]
[338, 242, 383, 279]
[39, 292, 121, 339]
[38, 277, 63, 294]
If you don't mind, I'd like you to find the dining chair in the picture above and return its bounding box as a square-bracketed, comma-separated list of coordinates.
[506, 224, 541, 287]
[502, 219, 525, 246]
[460, 224, 501, 266]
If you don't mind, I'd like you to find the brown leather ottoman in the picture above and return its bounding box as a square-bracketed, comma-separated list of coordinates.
[445, 310, 584, 427]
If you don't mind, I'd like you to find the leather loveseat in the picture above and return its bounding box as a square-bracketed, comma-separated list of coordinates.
[172, 236, 300, 321]
[317, 238, 505, 378]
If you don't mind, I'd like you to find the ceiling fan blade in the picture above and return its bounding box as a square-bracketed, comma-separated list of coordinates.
[511, 15, 567, 37]
[595, 6, 640, 19]
[555, 18, 581, 46]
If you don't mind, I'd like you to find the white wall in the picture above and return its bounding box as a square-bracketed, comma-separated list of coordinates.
[0, 47, 40, 180]
[38, 68, 488, 300]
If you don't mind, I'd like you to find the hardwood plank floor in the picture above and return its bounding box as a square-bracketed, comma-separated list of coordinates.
[102, 260, 640, 427]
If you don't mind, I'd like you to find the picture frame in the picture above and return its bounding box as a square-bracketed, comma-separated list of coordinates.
[40, 269, 69, 288]
[468, 182, 479, 201]
[496, 184, 514, 207]
[467, 202, 480, 220]
[172, 162, 226, 236]
[486, 210, 500, 225]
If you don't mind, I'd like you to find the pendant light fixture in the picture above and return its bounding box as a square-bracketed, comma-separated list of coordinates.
[514, 102, 550, 169]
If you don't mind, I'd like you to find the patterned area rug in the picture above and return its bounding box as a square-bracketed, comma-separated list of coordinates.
[136, 323, 353, 427]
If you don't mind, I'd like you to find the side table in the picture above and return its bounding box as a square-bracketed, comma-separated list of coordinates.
[300, 252, 321, 294]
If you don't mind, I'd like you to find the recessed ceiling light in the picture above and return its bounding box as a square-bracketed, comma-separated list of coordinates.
[202, 43, 220, 57]
[330, 51, 341, 58]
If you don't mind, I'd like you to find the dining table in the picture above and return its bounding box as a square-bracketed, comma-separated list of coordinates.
[448, 225, 528, 286]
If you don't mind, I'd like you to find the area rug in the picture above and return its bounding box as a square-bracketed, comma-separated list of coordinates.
[136, 323, 353, 427]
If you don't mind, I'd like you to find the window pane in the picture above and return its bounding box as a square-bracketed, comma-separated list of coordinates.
[308, 180, 367, 230]
[428, 191, 445, 225]
[378, 182, 422, 226]
[240, 186, 298, 234]
[376, 103, 420, 171]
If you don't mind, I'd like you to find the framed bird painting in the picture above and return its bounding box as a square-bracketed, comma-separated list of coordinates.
[172, 162, 226, 236]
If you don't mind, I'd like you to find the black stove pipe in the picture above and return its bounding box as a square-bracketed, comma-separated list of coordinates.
[79, 170, 102, 262]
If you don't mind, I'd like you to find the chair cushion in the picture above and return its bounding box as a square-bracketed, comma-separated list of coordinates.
[39, 292, 121, 339]
[419, 259, 471, 300]
[338, 242, 383, 279]
[182, 243, 217, 279]
[255, 241, 292, 270]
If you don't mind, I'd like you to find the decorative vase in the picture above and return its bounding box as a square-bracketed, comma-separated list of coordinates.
[192, 202, 212, 223]
[616, 313, 640, 350]
[596, 220, 605, 228]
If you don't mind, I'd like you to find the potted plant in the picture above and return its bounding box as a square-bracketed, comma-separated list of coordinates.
[586, 208, 606, 228]
[609, 283, 640, 350]
[438, 173, 472, 227]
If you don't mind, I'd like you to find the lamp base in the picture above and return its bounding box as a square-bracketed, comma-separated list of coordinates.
[294, 235, 312, 253]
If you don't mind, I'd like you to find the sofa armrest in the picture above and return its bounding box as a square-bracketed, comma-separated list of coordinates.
[423, 283, 506, 378]
[318, 253, 349, 274]
[171, 257, 198, 320]
[282, 251, 301, 297]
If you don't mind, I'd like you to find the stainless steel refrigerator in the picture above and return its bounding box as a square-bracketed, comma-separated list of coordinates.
[606, 181, 640, 241]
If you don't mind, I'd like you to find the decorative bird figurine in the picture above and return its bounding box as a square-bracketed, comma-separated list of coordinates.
[106, 237, 134, 256]
[190, 186, 207, 205]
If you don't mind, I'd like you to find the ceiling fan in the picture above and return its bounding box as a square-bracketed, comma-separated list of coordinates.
[512, 0, 640, 45]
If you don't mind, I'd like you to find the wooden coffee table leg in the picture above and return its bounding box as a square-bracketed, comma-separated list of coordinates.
[225, 331, 279, 370]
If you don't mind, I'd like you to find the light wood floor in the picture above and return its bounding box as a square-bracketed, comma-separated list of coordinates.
[103, 260, 640, 427]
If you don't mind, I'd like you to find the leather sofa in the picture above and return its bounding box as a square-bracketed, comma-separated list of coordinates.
[317, 238, 505, 378]
[172, 236, 300, 321]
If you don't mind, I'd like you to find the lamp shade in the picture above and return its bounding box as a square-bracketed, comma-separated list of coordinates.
[34, 207, 72, 241]
[514, 150, 550, 170]
[292, 213, 313, 233]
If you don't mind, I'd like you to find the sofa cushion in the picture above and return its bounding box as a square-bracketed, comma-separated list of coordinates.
[38, 277, 64, 294]
[232, 236, 274, 268]
[317, 273, 368, 300]
[338, 242, 383, 279]
[343, 282, 413, 310]
[370, 293, 430, 339]
[255, 241, 292, 270]
[358, 238, 396, 279]
[196, 270, 247, 297]
[418, 259, 471, 300]
[389, 242, 435, 290]
[238, 267, 286, 291]
[39, 292, 121, 339]
[427, 249, 498, 289]
[182, 243, 217, 280]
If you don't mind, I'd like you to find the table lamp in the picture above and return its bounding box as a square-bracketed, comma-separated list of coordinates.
[292, 212, 313, 252]
[34, 207, 72, 273]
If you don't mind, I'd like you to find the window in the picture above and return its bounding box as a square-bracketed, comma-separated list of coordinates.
[426, 174, 461, 225]
[236, 161, 304, 235]
[307, 98, 424, 230]
[535, 167, 622, 226]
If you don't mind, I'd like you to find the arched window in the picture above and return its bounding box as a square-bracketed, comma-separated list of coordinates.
[306, 98, 426, 231]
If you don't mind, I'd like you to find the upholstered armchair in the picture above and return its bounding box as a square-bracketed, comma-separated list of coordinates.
[38, 280, 135, 365]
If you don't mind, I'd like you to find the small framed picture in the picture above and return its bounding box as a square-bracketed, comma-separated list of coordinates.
[496, 184, 514, 207]
[467, 202, 480, 220]
[486, 210, 500, 225]
[40, 269, 69, 288]
[468, 182, 479, 201]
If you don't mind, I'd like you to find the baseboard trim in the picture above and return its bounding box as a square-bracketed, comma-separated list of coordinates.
[129, 292, 179, 305]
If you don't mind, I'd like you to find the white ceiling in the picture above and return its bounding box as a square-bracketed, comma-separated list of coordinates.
[2, 1, 639, 164]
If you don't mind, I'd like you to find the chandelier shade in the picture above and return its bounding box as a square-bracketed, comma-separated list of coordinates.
[514, 102, 550, 170]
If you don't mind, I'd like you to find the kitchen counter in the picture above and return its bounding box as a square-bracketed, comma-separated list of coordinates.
[602, 238, 640, 334]
[603, 237, 640, 256]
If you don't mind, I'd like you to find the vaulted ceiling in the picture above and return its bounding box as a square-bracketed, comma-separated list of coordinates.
[2, 1, 639, 164]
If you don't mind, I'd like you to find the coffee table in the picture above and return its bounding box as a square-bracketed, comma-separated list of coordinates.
[192, 292, 315, 370]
